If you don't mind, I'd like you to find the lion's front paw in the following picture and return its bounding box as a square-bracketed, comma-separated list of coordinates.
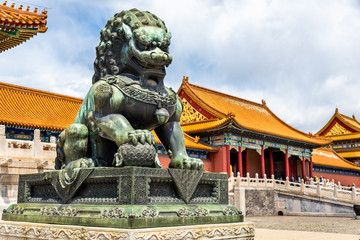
[64, 157, 96, 170]
[169, 155, 204, 171]
[128, 130, 155, 145]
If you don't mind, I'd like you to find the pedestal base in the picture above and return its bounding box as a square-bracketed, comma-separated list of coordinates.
[0, 220, 255, 240]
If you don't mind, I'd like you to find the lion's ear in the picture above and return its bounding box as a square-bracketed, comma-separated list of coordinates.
[166, 29, 172, 39]
[122, 23, 133, 40]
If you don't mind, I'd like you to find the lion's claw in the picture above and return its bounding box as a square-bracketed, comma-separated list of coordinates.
[170, 155, 204, 171]
[128, 130, 155, 146]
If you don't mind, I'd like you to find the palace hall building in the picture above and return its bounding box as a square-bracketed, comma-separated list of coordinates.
[316, 108, 360, 167]
[0, 77, 359, 186]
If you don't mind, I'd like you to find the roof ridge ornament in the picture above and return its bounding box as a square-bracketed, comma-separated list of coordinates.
[335, 107, 339, 113]
[261, 99, 266, 106]
[227, 112, 235, 119]
[183, 76, 189, 83]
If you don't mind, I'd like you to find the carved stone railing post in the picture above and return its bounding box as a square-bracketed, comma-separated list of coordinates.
[263, 174, 267, 187]
[300, 179, 305, 193]
[0, 125, 6, 158]
[338, 181, 341, 188]
[50, 136, 56, 143]
[246, 172, 250, 186]
[285, 177, 289, 190]
[310, 178, 314, 185]
[316, 182, 321, 196]
[333, 184, 338, 198]
[255, 173, 259, 186]
[352, 187, 356, 202]
[236, 172, 241, 187]
[272, 174, 276, 188]
[33, 129, 42, 159]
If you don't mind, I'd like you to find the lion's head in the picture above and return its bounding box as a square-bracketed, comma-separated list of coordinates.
[93, 9, 172, 91]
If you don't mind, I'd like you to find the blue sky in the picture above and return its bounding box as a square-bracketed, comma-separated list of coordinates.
[2, 0, 360, 134]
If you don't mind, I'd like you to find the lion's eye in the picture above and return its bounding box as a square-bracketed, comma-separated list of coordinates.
[161, 44, 169, 52]
[137, 42, 147, 51]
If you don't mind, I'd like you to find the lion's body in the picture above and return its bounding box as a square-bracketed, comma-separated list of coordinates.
[55, 9, 204, 171]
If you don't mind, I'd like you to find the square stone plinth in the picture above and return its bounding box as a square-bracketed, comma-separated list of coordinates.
[0, 220, 255, 240]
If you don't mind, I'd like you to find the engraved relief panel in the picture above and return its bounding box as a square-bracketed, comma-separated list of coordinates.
[325, 122, 352, 136]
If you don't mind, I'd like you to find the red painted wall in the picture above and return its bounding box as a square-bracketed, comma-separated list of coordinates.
[209, 146, 227, 173]
[313, 171, 360, 187]
[159, 153, 213, 172]
[158, 154, 171, 168]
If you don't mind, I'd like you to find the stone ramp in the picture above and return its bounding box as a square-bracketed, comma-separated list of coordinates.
[256, 229, 359, 240]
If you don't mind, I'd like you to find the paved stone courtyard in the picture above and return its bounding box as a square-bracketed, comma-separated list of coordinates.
[247, 216, 360, 240]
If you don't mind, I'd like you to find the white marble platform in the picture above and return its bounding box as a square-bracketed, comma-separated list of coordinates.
[0, 220, 255, 240]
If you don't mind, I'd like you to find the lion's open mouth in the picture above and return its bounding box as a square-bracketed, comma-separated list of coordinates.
[131, 56, 166, 86]
[132, 57, 166, 72]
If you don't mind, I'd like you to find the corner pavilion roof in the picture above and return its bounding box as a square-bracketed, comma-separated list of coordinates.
[0, 81, 217, 151]
[312, 147, 360, 171]
[0, 1, 48, 53]
[316, 108, 360, 138]
[178, 78, 331, 146]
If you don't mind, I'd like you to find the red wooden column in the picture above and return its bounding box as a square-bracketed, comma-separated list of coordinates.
[237, 147, 243, 176]
[245, 148, 249, 175]
[302, 156, 306, 179]
[260, 146, 265, 178]
[269, 148, 274, 176]
[225, 145, 231, 177]
[309, 157, 314, 178]
[285, 149, 290, 179]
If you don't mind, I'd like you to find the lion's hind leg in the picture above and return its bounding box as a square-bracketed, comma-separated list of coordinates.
[57, 123, 95, 169]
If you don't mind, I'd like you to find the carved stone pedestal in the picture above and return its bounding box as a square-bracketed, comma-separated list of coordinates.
[0, 220, 255, 240]
[2, 167, 244, 229]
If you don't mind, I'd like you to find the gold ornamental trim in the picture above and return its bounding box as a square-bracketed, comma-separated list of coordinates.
[325, 122, 352, 136]
[180, 98, 208, 124]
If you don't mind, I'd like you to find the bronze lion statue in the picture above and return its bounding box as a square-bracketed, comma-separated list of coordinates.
[55, 9, 204, 171]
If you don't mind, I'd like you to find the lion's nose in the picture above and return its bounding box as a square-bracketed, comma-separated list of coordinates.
[150, 52, 169, 63]
[150, 52, 158, 60]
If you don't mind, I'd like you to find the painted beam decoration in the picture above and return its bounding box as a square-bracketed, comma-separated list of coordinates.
[333, 142, 360, 150]
[202, 133, 312, 157]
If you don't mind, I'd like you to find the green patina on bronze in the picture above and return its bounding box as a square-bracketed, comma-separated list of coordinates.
[2, 204, 243, 229]
[55, 8, 203, 171]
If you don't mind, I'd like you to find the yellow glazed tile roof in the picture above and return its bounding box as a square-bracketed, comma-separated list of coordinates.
[0, 82, 215, 151]
[330, 132, 360, 141]
[0, 82, 84, 130]
[179, 79, 330, 145]
[312, 148, 360, 170]
[0, 1, 48, 52]
[337, 151, 360, 159]
[153, 131, 217, 151]
[340, 113, 360, 129]
[181, 118, 232, 133]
